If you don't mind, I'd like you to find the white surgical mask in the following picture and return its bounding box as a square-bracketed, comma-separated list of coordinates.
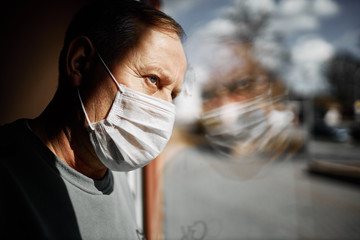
[200, 94, 271, 156]
[77, 53, 176, 171]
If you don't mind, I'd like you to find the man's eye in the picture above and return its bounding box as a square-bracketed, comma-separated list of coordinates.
[230, 78, 252, 92]
[148, 76, 159, 84]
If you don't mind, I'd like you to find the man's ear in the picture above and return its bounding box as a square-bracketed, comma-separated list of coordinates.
[66, 36, 95, 87]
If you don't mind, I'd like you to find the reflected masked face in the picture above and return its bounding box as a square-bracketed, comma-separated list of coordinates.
[199, 43, 287, 157]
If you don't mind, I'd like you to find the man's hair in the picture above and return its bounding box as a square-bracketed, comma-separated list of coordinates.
[58, 0, 185, 84]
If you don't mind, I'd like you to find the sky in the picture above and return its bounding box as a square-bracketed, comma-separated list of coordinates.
[163, 0, 360, 51]
[161, 0, 360, 124]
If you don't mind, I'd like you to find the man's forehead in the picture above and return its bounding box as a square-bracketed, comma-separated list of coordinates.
[138, 29, 186, 69]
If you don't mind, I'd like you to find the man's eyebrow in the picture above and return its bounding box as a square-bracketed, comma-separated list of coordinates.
[146, 65, 178, 85]
[145, 65, 171, 78]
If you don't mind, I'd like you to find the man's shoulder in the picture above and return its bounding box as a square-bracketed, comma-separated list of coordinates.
[0, 118, 28, 135]
[0, 119, 32, 160]
[0, 118, 26, 141]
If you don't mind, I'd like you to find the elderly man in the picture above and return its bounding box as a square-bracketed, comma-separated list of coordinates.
[0, 0, 187, 239]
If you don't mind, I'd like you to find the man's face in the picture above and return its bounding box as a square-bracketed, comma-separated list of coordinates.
[112, 28, 187, 101]
[87, 28, 187, 122]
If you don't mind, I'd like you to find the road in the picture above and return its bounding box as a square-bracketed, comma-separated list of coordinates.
[162, 140, 360, 240]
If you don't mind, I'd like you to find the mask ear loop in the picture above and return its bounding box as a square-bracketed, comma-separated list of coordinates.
[77, 89, 95, 131]
[96, 51, 125, 93]
[78, 51, 124, 131]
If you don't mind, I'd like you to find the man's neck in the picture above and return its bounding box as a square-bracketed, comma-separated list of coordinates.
[29, 94, 108, 180]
